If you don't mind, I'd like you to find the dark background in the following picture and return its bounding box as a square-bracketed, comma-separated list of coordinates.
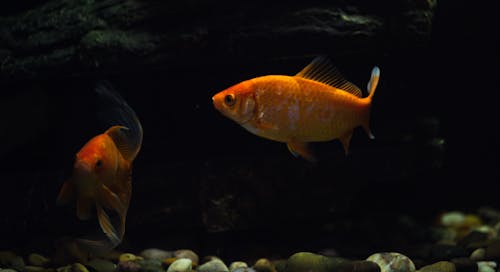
[0, 0, 498, 262]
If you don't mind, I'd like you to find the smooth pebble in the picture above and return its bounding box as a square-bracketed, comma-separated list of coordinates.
[197, 259, 228, 272]
[87, 259, 117, 272]
[167, 258, 192, 272]
[28, 254, 50, 267]
[366, 252, 416, 272]
[229, 262, 247, 272]
[139, 249, 173, 261]
[174, 250, 199, 266]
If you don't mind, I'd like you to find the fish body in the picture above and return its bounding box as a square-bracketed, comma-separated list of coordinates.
[57, 82, 142, 252]
[212, 56, 380, 161]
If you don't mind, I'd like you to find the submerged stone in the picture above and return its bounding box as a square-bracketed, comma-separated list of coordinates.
[166, 258, 192, 272]
[140, 249, 173, 261]
[366, 252, 415, 272]
[285, 252, 350, 272]
[28, 254, 50, 267]
[197, 259, 228, 272]
[419, 261, 456, 272]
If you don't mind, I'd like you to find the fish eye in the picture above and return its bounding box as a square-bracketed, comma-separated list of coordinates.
[224, 94, 236, 106]
[95, 159, 103, 168]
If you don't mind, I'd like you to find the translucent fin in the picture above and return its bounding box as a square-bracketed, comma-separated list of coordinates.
[287, 141, 317, 162]
[366, 66, 380, 100]
[76, 237, 118, 256]
[96, 81, 143, 162]
[339, 131, 353, 155]
[95, 202, 121, 247]
[105, 125, 136, 162]
[56, 181, 75, 206]
[295, 56, 363, 97]
[99, 184, 127, 217]
[77, 197, 93, 220]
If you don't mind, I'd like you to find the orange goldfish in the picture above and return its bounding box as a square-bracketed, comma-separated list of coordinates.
[212, 56, 380, 162]
[57, 82, 143, 252]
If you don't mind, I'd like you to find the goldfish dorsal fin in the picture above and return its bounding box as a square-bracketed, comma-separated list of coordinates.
[295, 56, 363, 97]
[105, 125, 137, 162]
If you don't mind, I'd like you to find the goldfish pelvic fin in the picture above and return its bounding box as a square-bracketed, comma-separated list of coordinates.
[366, 66, 380, 100]
[77, 197, 93, 220]
[287, 141, 317, 162]
[339, 132, 353, 155]
[96, 203, 122, 247]
[105, 125, 137, 162]
[296, 56, 362, 97]
[56, 181, 75, 206]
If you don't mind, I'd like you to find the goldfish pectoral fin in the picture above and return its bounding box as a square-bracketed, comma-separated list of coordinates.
[77, 197, 93, 220]
[99, 185, 127, 238]
[287, 141, 317, 162]
[56, 181, 74, 206]
[99, 185, 127, 216]
[96, 203, 121, 246]
[339, 132, 353, 155]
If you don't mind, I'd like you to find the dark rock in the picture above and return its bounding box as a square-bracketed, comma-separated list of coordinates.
[457, 231, 489, 250]
[484, 239, 500, 261]
[450, 258, 477, 272]
[419, 262, 455, 272]
[0, 1, 436, 81]
[429, 245, 468, 261]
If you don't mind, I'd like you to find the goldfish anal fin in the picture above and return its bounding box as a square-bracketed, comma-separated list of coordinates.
[105, 125, 138, 162]
[295, 56, 362, 97]
[339, 131, 353, 155]
[287, 141, 317, 162]
[56, 181, 75, 206]
[96, 203, 122, 247]
[77, 197, 93, 220]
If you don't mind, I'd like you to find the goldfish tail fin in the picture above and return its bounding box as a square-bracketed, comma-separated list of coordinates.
[366, 66, 380, 100]
[95, 203, 122, 247]
[77, 197, 93, 220]
[95, 81, 143, 162]
[56, 181, 75, 206]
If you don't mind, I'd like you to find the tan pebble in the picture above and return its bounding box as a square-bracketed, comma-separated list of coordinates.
[24, 266, 50, 272]
[253, 259, 276, 272]
[71, 263, 89, 272]
[174, 250, 199, 266]
[477, 262, 496, 272]
[167, 258, 192, 272]
[28, 254, 50, 267]
[119, 253, 142, 262]
[419, 261, 455, 272]
[366, 252, 416, 272]
[470, 248, 486, 261]
[163, 258, 178, 266]
[229, 261, 248, 272]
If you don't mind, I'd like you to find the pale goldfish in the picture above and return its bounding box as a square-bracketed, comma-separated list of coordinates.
[57, 82, 143, 252]
[212, 56, 380, 162]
